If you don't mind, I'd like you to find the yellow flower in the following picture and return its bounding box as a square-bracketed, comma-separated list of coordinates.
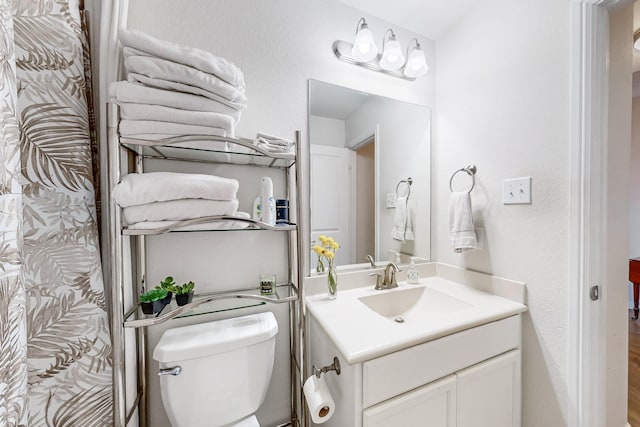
[319, 235, 327, 245]
[325, 250, 335, 260]
[330, 241, 339, 250]
[312, 245, 323, 255]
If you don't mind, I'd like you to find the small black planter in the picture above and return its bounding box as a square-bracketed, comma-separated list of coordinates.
[141, 300, 165, 314]
[175, 292, 194, 306]
[162, 291, 173, 305]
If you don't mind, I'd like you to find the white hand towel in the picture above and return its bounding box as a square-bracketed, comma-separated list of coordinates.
[391, 195, 414, 242]
[109, 81, 242, 122]
[123, 52, 247, 104]
[449, 191, 478, 253]
[126, 212, 252, 232]
[119, 102, 236, 130]
[119, 120, 229, 138]
[119, 29, 245, 89]
[112, 172, 239, 207]
[128, 72, 246, 111]
[122, 198, 239, 225]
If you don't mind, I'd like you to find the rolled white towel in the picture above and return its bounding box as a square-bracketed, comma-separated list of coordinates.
[126, 212, 252, 232]
[448, 191, 478, 253]
[119, 120, 229, 138]
[119, 29, 245, 89]
[119, 103, 235, 131]
[109, 81, 242, 123]
[112, 172, 239, 207]
[122, 199, 239, 225]
[128, 73, 246, 111]
[123, 51, 247, 104]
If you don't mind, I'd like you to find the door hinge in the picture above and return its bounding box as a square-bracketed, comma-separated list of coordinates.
[590, 285, 599, 301]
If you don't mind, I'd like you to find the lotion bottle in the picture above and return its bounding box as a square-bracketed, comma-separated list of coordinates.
[407, 257, 419, 284]
[260, 177, 276, 226]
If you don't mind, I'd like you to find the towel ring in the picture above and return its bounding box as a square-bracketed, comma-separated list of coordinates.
[396, 177, 412, 198]
[449, 165, 477, 193]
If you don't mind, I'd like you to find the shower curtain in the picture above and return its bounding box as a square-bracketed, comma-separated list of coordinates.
[1, 1, 112, 425]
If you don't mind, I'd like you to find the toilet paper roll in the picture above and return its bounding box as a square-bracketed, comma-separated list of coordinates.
[303, 375, 335, 424]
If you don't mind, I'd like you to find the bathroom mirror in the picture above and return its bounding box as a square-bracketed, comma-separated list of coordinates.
[307, 80, 431, 273]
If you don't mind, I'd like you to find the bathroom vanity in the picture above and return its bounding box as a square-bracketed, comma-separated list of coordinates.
[305, 263, 527, 427]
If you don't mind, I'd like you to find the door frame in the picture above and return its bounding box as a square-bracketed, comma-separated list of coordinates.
[569, 1, 631, 426]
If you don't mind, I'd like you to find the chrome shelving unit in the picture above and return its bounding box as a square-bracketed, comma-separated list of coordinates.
[106, 103, 302, 427]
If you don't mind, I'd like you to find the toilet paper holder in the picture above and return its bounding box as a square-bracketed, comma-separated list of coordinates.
[313, 356, 341, 378]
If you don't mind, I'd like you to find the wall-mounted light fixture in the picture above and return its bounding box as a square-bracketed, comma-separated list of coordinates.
[333, 17, 429, 81]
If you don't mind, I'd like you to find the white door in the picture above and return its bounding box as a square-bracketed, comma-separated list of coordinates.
[310, 144, 352, 267]
[362, 375, 457, 427]
[456, 350, 521, 427]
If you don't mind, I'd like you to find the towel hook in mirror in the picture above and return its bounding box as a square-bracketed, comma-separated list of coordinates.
[395, 177, 412, 198]
[449, 165, 477, 193]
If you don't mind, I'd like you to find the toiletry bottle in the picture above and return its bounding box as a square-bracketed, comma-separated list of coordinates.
[407, 257, 419, 284]
[260, 177, 276, 226]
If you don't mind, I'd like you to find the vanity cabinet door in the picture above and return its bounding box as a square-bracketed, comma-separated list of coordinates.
[362, 375, 456, 427]
[456, 349, 521, 427]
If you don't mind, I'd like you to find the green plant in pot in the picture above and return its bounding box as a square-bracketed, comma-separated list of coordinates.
[155, 276, 175, 305]
[173, 281, 195, 306]
[139, 288, 168, 314]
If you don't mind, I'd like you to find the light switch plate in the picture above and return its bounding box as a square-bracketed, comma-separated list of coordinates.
[386, 193, 396, 209]
[503, 177, 532, 204]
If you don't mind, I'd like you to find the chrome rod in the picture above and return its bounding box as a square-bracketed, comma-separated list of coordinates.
[107, 102, 126, 426]
[158, 366, 182, 376]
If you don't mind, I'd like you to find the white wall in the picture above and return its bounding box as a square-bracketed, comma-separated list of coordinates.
[433, 0, 572, 425]
[309, 116, 346, 149]
[126, 1, 435, 425]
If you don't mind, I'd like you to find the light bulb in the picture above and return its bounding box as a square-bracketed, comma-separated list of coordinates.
[351, 23, 378, 62]
[403, 44, 428, 78]
[379, 37, 404, 71]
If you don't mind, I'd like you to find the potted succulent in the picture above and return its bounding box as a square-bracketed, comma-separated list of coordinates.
[139, 288, 168, 314]
[155, 276, 176, 305]
[173, 281, 195, 306]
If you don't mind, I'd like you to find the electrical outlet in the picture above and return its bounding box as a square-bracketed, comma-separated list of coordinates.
[386, 193, 396, 208]
[503, 177, 532, 205]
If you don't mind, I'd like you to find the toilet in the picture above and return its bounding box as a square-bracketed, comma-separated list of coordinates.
[153, 312, 278, 427]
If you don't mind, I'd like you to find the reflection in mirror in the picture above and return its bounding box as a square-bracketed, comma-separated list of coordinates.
[307, 80, 431, 274]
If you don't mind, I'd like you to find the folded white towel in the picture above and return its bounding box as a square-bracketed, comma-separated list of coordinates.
[256, 140, 295, 155]
[122, 199, 239, 225]
[120, 137, 229, 153]
[449, 191, 478, 253]
[123, 51, 247, 104]
[119, 29, 245, 89]
[110, 81, 242, 122]
[126, 212, 251, 231]
[256, 132, 293, 145]
[119, 120, 229, 138]
[391, 195, 414, 242]
[113, 172, 239, 207]
[127, 72, 245, 111]
[119, 102, 236, 130]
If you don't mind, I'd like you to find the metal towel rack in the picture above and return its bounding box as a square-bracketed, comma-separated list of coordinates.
[449, 165, 477, 193]
[396, 177, 412, 198]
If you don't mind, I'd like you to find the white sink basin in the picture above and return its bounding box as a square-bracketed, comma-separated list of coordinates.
[358, 286, 472, 320]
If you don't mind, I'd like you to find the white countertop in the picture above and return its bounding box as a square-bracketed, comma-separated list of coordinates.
[306, 275, 527, 364]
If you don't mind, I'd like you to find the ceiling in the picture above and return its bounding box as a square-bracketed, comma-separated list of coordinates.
[333, 0, 479, 40]
[309, 82, 369, 120]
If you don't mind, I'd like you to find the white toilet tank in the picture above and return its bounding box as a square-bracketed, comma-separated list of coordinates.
[153, 312, 278, 427]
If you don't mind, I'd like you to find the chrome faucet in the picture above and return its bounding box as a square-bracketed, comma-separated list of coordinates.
[364, 254, 376, 268]
[383, 262, 400, 289]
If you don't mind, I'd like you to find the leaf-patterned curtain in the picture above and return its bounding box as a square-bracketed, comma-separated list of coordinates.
[0, 0, 113, 425]
[0, 2, 28, 426]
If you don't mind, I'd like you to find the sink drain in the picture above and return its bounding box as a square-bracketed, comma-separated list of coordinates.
[394, 317, 405, 323]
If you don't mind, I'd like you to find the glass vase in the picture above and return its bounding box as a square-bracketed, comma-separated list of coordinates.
[327, 263, 338, 299]
[316, 257, 325, 274]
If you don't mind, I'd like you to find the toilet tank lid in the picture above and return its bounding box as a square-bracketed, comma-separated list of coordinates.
[153, 312, 278, 363]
